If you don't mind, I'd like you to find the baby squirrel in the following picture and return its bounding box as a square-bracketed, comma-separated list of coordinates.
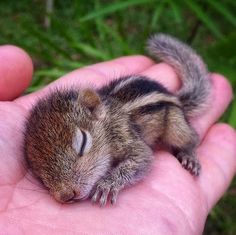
[24, 34, 211, 206]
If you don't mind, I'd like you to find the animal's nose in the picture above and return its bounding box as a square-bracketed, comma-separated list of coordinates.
[60, 190, 77, 203]
[65, 191, 76, 202]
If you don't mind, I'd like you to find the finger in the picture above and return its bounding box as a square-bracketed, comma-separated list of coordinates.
[57, 55, 154, 87]
[85, 55, 154, 80]
[192, 74, 233, 139]
[0, 45, 33, 101]
[139, 62, 179, 91]
[197, 123, 236, 211]
[15, 55, 154, 108]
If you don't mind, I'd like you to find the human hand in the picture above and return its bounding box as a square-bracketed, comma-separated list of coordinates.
[0, 45, 235, 235]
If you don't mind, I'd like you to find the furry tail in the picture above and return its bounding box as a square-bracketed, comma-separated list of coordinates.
[147, 33, 211, 117]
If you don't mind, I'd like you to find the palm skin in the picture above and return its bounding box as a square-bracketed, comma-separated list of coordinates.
[0, 45, 235, 235]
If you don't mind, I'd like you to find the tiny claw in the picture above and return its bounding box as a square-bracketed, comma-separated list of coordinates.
[187, 161, 193, 171]
[192, 164, 201, 176]
[110, 189, 119, 205]
[92, 190, 100, 203]
[99, 189, 109, 207]
[181, 158, 187, 167]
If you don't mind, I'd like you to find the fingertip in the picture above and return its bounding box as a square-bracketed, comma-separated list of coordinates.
[210, 73, 233, 102]
[201, 123, 236, 170]
[198, 123, 236, 210]
[192, 73, 233, 139]
[203, 123, 236, 146]
[0, 45, 33, 101]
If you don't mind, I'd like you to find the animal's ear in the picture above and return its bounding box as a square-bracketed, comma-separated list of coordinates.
[80, 89, 105, 119]
[80, 89, 101, 112]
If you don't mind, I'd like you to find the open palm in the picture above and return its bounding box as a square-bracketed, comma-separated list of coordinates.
[0, 45, 235, 235]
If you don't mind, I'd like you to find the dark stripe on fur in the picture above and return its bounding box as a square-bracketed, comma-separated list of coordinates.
[99, 76, 171, 103]
[135, 101, 181, 115]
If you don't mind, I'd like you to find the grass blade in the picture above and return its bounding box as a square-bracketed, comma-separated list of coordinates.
[80, 0, 154, 22]
[73, 43, 110, 60]
[167, 0, 182, 24]
[54, 60, 86, 70]
[96, 21, 134, 55]
[207, 0, 236, 27]
[23, 24, 71, 59]
[184, 0, 223, 39]
[35, 68, 66, 78]
[228, 100, 236, 128]
[151, 0, 166, 29]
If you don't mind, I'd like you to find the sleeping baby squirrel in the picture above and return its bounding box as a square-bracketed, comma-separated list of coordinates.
[24, 34, 211, 206]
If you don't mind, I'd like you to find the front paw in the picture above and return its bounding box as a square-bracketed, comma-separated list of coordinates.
[91, 178, 122, 206]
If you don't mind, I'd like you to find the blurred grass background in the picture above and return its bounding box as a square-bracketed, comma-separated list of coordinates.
[0, 0, 235, 234]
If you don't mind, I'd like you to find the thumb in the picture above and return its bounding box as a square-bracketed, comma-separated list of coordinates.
[0, 45, 33, 101]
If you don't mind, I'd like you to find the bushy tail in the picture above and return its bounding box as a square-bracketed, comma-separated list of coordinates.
[147, 33, 211, 117]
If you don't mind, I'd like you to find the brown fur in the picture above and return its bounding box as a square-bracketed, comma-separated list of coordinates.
[24, 34, 210, 205]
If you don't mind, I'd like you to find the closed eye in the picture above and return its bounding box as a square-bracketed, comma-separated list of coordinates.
[80, 130, 87, 156]
[73, 128, 92, 156]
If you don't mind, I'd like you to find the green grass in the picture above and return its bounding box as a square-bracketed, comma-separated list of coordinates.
[0, 0, 235, 234]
